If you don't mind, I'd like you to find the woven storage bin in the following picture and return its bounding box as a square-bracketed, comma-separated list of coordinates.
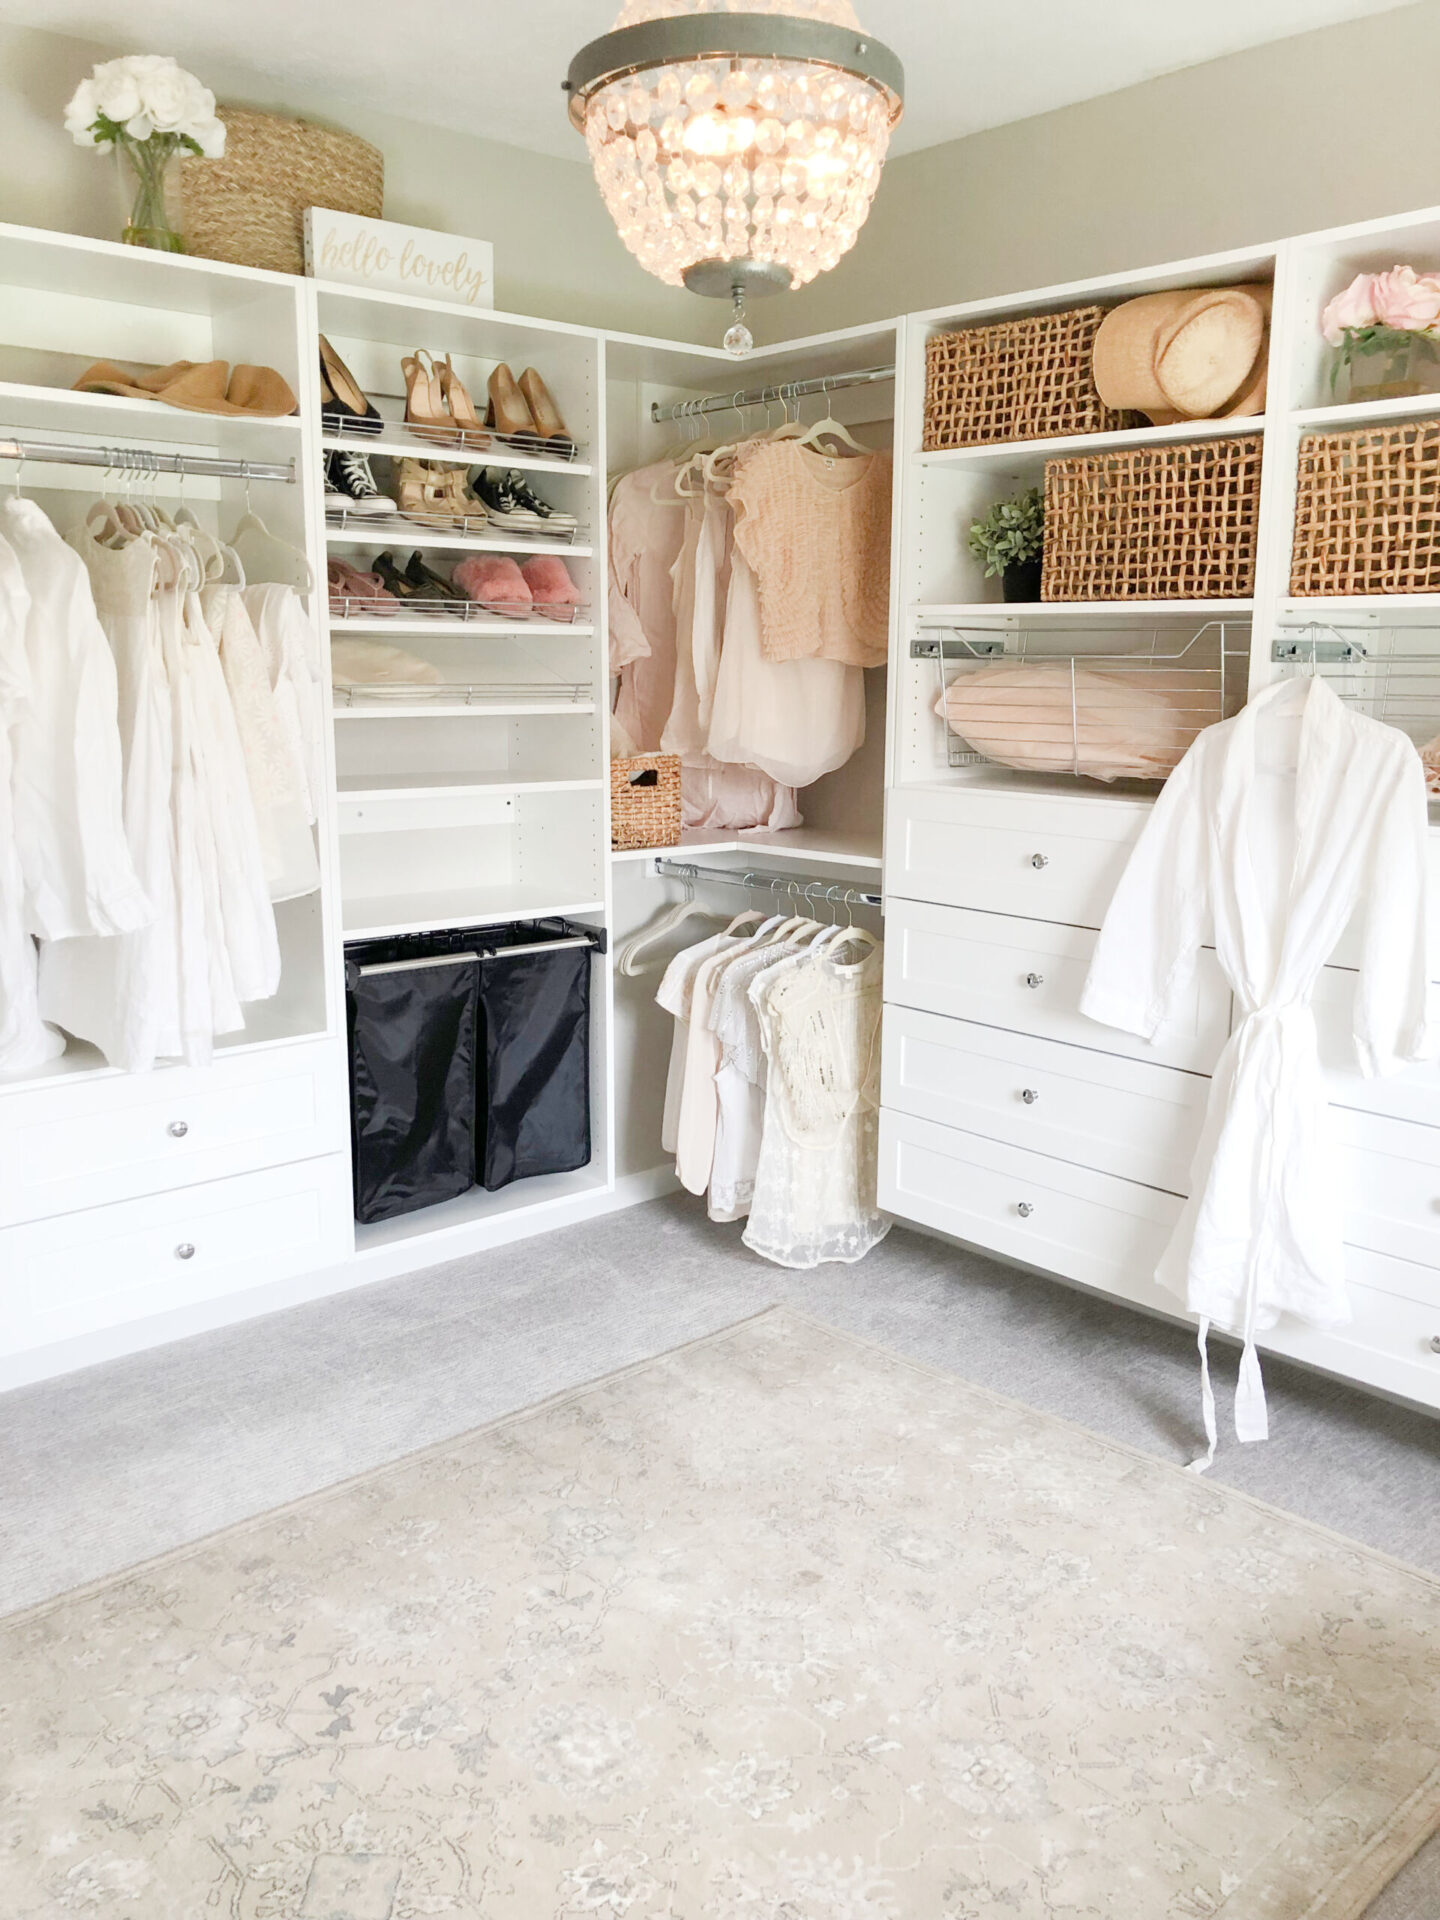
[178, 108, 383, 275]
[1042, 434, 1263, 601]
[924, 306, 1140, 451]
[1291, 420, 1440, 595]
[611, 754, 682, 852]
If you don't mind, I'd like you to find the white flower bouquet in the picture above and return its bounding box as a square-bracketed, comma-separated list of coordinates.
[64, 56, 225, 251]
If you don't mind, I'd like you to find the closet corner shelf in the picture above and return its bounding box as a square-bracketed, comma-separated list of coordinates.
[342, 892, 606, 942]
[353, 1163, 613, 1256]
[333, 697, 598, 720]
[336, 775, 604, 802]
[0, 379, 304, 448]
[322, 430, 593, 479]
[325, 520, 592, 559]
[610, 826, 883, 869]
[914, 414, 1266, 470]
[1291, 392, 1440, 431]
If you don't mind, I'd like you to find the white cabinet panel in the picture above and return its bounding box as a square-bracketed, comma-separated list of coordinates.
[0, 1157, 354, 1354]
[879, 1106, 1182, 1296]
[884, 897, 1231, 1075]
[1338, 1109, 1440, 1285]
[885, 786, 1147, 927]
[0, 1040, 350, 1227]
[1267, 1261, 1440, 1411]
[881, 1005, 1208, 1194]
[1315, 965, 1440, 1127]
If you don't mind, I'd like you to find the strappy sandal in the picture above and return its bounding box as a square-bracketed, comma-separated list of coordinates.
[327, 557, 398, 616]
[437, 355, 491, 450]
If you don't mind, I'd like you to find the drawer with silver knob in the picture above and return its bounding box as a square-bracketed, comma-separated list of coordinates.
[880, 1004, 1209, 1195]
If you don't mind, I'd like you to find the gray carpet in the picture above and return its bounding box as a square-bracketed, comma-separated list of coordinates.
[2, 1192, 1437, 1915]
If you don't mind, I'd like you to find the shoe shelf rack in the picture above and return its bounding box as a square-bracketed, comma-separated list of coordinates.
[325, 509, 592, 555]
[320, 427, 591, 474]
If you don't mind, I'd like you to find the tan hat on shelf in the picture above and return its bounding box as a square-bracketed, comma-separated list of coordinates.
[71, 358, 298, 417]
[1091, 285, 1269, 425]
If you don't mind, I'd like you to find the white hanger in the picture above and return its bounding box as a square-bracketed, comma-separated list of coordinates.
[618, 875, 725, 978]
[231, 472, 314, 591]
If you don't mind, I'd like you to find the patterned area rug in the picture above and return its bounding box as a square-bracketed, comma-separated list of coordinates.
[3, 1308, 1439, 1919]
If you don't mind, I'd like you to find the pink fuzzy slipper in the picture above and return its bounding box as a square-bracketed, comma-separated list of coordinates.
[454, 555, 532, 614]
[520, 555, 580, 622]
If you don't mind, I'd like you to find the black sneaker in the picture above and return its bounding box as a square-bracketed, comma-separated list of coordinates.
[470, 468, 544, 529]
[326, 449, 397, 519]
[505, 472, 577, 529]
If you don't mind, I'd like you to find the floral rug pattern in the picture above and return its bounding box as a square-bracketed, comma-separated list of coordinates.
[2, 1308, 1439, 1918]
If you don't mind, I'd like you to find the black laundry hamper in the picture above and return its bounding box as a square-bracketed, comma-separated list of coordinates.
[345, 920, 601, 1223]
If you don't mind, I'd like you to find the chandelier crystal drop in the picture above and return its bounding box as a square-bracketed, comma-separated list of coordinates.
[566, 0, 904, 310]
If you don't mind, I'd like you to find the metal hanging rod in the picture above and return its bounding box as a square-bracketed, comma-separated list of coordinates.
[649, 363, 895, 425]
[0, 436, 294, 483]
[652, 855, 882, 908]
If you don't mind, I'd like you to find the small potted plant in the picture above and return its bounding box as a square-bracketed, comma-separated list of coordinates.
[1322, 266, 1440, 401]
[64, 55, 225, 251]
[968, 487, 1044, 602]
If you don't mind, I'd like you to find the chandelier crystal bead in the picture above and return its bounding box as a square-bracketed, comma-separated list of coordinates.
[566, 0, 903, 304]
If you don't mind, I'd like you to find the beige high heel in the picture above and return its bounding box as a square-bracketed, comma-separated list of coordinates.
[437, 355, 491, 449]
[486, 363, 538, 443]
[402, 350, 451, 442]
[519, 368, 577, 460]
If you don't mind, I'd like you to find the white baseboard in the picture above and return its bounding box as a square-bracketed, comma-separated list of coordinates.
[0, 1165, 681, 1397]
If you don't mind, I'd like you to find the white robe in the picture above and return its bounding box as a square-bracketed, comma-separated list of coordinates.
[1080, 676, 1432, 1463]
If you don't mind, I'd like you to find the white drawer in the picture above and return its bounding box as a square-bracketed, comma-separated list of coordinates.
[0, 1040, 349, 1226]
[1337, 1108, 1440, 1281]
[884, 896, 1232, 1075]
[1267, 1264, 1440, 1411]
[881, 1005, 1208, 1194]
[879, 1106, 1183, 1296]
[0, 1156, 354, 1353]
[1324, 836, 1440, 973]
[1316, 965, 1440, 1126]
[885, 785, 1148, 927]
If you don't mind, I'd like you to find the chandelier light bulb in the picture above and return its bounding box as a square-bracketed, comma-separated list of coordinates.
[566, 0, 904, 326]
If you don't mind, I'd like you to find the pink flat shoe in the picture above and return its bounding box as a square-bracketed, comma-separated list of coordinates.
[453, 555, 532, 614]
[520, 554, 580, 622]
[328, 557, 398, 616]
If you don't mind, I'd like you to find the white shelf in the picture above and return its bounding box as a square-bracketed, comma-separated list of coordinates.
[611, 826, 884, 869]
[323, 429, 591, 478]
[1292, 393, 1440, 431]
[343, 890, 606, 940]
[337, 774, 603, 801]
[1279, 596, 1440, 617]
[913, 600, 1255, 622]
[329, 614, 593, 638]
[915, 414, 1265, 469]
[354, 1163, 612, 1254]
[334, 698, 597, 719]
[326, 523, 591, 558]
[0, 378, 303, 446]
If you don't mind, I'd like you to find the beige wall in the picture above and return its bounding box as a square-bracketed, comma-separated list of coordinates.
[773, 0, 1440, 338]
[0, 20, 714, 342]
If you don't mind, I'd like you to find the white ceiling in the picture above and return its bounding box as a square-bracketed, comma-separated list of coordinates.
[11, 0, 1411, 161]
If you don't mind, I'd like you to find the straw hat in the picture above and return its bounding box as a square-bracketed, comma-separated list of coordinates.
[1092, 286, 1269, 424]
[72, 359, 297, 417]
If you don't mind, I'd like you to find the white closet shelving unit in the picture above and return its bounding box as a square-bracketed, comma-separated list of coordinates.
[880, 214, 1440, 1415]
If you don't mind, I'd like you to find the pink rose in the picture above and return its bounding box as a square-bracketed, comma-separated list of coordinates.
[1371, 264, 1440, 333]
[1321, 272, 1379, 344]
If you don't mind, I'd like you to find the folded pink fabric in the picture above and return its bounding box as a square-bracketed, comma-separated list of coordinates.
[936, 662, 1212, 781]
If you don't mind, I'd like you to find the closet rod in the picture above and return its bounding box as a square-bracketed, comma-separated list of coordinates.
[652, 856, 882, 908]
[649, 363, 895, 424]
[0, 437, 294, 483]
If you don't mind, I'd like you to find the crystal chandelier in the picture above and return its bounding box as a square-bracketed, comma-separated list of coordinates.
[566, 0, 904, 351]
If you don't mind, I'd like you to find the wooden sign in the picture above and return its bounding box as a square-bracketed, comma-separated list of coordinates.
[304, 208, 494, 309]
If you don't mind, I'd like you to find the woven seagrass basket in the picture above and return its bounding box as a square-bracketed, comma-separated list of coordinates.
[1291, 420, 1440, 595]
[610, 754, 682, 852]
[178, 107, 383, 276]
[924, 306, 1141, 451]
[1042, 435, 1263, 601]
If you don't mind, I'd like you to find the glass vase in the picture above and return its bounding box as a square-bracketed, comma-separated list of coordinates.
[1335, 327, 1440, 404]
[114, 134, 186, 252]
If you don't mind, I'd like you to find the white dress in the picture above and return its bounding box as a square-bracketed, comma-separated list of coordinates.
[242, 584, 326, 827]
[1081, 675, 1433, 1464]
[744, 943, 889, 1269]
[0, 530, 62, 1073]
[39, 524, 179, 1071]
[3, 497, 149, 943]
[656, 931, 747, 1161]
[706, 931, 818, 1223]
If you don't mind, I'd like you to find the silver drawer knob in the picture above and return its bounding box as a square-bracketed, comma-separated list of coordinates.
[1021, 1088, 1040, 1105]
[167, 1120, 189, 1139]
[1016, 1202, 1034, 1218]
[174, 1242, 196, 1261]
[1431, 1335, 1440, 1355]
[1024, 972, 1044, 989]
[1030, 853, 1049, 870]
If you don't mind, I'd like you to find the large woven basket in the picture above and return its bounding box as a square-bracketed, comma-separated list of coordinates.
[178, 107, 383, 276]
[1043, 435, 1263, 601]
[610, 754, 682, 852]
[924, 306, 1141, 451]
[1291, 420, 1440, 595]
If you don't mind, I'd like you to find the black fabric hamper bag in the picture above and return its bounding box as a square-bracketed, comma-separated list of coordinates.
[476, 941, 592, 1191]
